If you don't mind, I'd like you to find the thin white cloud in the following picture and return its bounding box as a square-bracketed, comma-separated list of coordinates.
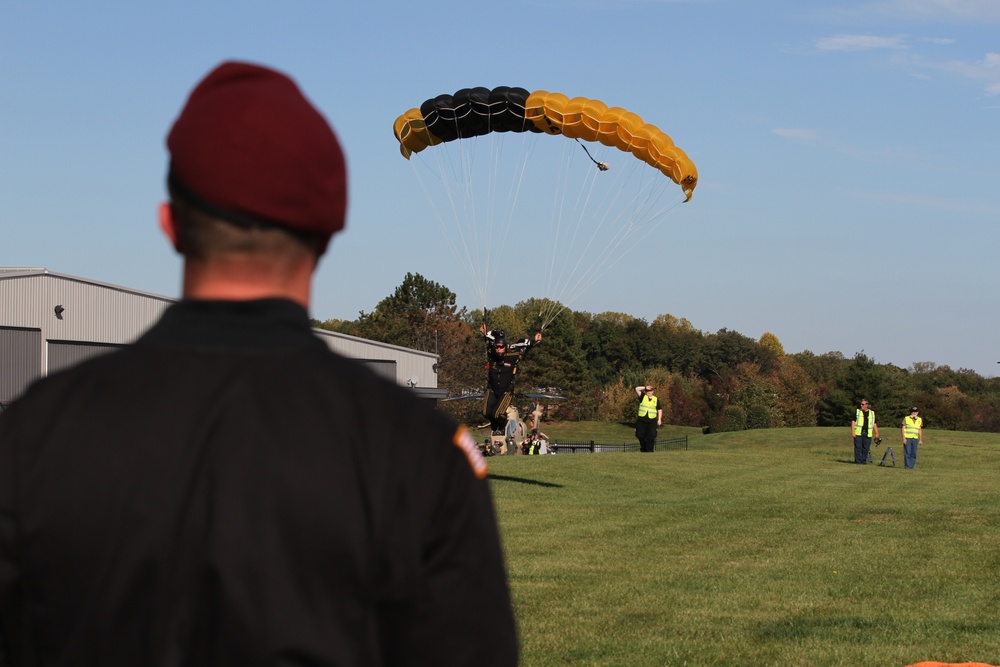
[939, 51, 1000, 93]
[893, 50, 1000, 94]
[816, 33, 907, 51]
[812, 27, 1000, 94]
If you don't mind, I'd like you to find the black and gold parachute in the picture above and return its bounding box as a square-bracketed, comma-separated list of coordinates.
[393, 86, 697, 201]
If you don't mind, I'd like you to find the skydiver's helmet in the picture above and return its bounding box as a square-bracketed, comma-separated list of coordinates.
[488, 329, 507, 354]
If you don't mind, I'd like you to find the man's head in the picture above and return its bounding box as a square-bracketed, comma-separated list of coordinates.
[165, 61, 347, 259]
[911, 407, 919, 416]
[491, 330, 507, 354]
[860, 399, 870, 411]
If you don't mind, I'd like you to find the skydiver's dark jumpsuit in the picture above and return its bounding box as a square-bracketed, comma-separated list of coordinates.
[483, 339, 536, 433]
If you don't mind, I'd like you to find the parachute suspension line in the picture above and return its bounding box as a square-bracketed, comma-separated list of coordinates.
[538, 140, 577, 322]
[412, 142, 490, 312]
[412, 130, 543, 317]
[441, 152, 487, 308]
[538, 140, 628, 321]
[534, 139, 612, 330]
[535, 144, 687, 326]
[469, 131, 539, 316]
[563, 159, 685, 303]
[575, 138, 609, 172]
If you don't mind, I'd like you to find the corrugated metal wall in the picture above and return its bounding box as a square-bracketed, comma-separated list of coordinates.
[1, 270, 441, 393]
[0, 272, 173, 347]
[48, 341, 125, 375]
[312, 329, 438, 389]
[0, 326, 42, 402]
[358, 359, 397, 382]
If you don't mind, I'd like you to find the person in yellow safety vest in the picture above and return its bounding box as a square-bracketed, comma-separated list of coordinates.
[850, 398, 880, 464]
[634, 385, 663, 453]
[902, 406, 924, 469]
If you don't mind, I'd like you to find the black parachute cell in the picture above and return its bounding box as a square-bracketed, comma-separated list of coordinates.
[491, 87, 539, 134]
[418, 86, 540, 145]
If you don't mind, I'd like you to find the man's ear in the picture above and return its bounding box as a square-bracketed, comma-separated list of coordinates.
[158, 202, 181, 251]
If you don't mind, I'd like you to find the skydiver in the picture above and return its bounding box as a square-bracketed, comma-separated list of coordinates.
[479, 323, 542, 434]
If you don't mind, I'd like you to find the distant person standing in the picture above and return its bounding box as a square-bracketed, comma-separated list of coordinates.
[902, 406, 924, 469]
[851, 398, 879, 464]
[635, 385, 662, 453]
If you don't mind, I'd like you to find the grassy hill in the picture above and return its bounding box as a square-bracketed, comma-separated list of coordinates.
[486, 426, 1000, 666]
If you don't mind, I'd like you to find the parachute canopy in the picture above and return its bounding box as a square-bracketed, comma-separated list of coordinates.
[393, 86, 697, 201]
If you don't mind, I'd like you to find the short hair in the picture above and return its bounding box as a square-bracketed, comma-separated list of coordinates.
[168, 185, 327, 261]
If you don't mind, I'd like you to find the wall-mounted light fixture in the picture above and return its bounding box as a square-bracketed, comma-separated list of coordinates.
[54, 305, 65, 319]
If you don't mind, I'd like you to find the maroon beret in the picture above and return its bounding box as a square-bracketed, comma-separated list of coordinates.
[167, 61, 347, 253]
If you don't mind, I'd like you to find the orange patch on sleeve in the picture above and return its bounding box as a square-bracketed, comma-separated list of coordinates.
[453, 425, 488, 479]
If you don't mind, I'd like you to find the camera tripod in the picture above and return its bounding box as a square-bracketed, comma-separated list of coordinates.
[867, 438, 897, 466]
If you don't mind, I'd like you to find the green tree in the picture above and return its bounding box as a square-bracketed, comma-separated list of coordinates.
[349, 273, 483, 422]
[481, 304, 528, 342]
[649, 313, 702, 373]
[354, 272, 460, 351]
[580, 312, 640, 385]
[730, 362, 778, 429]
[790, 350, 848, 388]
[516, 302, 596, 421]
[700, 329, 778, 379]
[841, 352, 894, 411]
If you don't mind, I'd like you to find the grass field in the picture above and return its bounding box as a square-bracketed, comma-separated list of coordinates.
[486, 426, 1000, 666]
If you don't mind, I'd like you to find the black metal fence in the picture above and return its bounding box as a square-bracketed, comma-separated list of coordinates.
[550, 436, 688, 454]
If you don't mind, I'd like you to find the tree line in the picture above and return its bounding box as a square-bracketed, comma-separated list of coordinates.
[314, 273, 1000, 433]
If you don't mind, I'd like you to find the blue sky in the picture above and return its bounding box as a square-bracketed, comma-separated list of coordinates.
[2, 1, 998, 377]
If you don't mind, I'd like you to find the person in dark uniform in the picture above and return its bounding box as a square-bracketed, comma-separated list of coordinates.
[0, 61, 517, 667]
[634, 385, 663, 452]
[480, 324, 542, 434]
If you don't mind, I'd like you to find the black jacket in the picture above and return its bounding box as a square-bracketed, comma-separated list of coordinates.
[485, 341, 534, 397]
[0, 299, 517, 666]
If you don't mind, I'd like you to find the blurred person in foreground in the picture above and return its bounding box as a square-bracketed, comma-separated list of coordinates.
[0, 61, 517, 667]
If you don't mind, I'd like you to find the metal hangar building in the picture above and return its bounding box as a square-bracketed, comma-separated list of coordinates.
[1, 268, 445, 408]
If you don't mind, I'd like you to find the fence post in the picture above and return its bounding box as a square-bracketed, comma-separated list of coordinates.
[589, 440, 595, 453]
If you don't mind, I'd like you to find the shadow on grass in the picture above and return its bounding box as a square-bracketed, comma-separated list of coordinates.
[834, 459, 903, 468]
[487, 474, 564, 488]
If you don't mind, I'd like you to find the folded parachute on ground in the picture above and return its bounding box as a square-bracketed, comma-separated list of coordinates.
[392, 86, 698, 201]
